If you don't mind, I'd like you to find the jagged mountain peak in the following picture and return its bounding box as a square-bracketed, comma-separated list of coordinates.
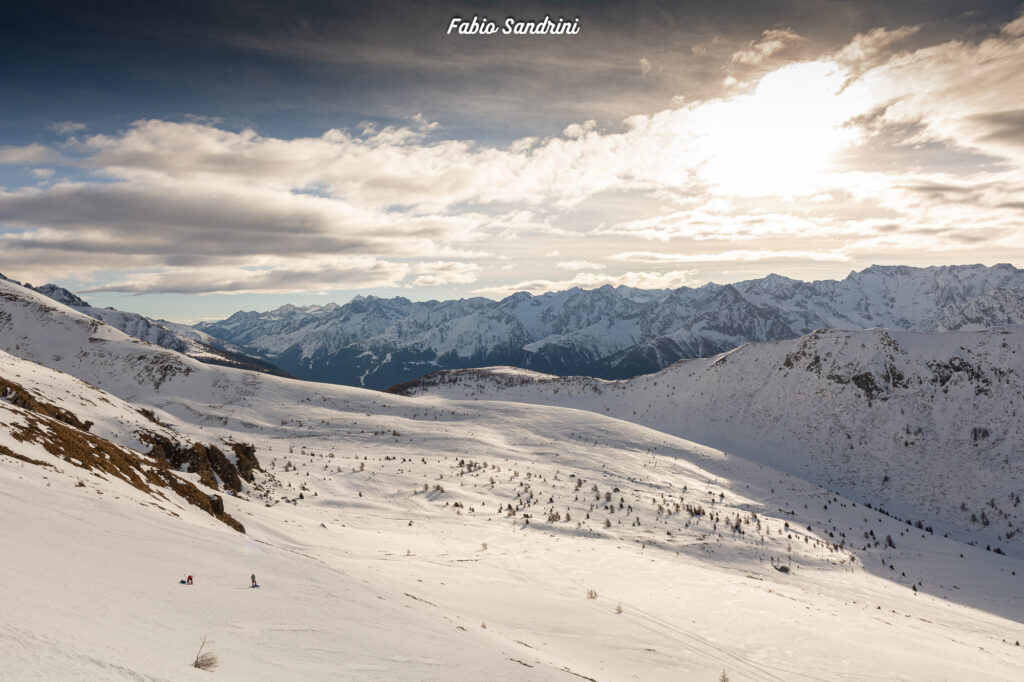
[187, 263, 1024, 389]
[30, 283, 90, 308]
[0, 272, 92, 308]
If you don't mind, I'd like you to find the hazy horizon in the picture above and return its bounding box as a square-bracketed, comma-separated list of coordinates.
[8, 260, 1020, 324]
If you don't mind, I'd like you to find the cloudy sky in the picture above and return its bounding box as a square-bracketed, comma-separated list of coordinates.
[1, 1, 1023, 321]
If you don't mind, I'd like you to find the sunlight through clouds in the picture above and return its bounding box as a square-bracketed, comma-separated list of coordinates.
[1, 10, 1023, 298]
[693, 61, 862, 195]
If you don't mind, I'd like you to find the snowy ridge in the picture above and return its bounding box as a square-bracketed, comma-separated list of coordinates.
[0, 349, 249, 532]
[394, 325, 1024, 558]
[196, 263, 1024, 388]
[0, 273, 289, 377]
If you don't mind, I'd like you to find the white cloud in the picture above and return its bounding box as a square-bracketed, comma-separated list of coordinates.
[474, 270, 699, 297]
[601, 209, 827, 242]
[1003, 12, 1024, 38]
[836, 26, 919, 66]
[409, 261, 480, 287]
[0, 179, 481, 261]
[829, 21, 1024, 169]
[556, 260, 606, 270]
[731, 28, 804, 65]
[80, 257, 409, 295]
[611, 250, 850, 263]
[562, 119, 596, 139]
[0, 144, 61, 165]
[49, 121, 87, 136]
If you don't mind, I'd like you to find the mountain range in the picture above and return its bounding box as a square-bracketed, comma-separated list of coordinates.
[11, 264, 1024, 391]
[188, 263, 1024, 388]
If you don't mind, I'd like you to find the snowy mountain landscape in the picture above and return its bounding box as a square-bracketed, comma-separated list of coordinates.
[3, 273, 1024, 680]
[194, 264, 1024, 389]
[6, 2, 1024, 678]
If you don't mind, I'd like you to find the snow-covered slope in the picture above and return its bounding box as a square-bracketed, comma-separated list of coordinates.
[394, 325, 1024, 559]
[0, 273, 289, 377]
[0, 349, 251, 533]
[195, 263, 1024, 388]
[3, 277, 1024, 679]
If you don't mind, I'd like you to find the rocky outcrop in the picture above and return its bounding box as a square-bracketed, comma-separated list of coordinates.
[141, 434, 259, 494]
[0, 388, 246, 533]
[229, 442, 261, 482]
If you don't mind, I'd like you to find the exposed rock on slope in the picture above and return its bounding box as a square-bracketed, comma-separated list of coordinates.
[141, 433, 260, 494]
[0, 368, 247, 532]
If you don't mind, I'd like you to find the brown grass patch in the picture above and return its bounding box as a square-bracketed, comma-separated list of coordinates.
[0, 443, 54, 468]
[0, 375, 93, 431]
[5, 408, 244, 533]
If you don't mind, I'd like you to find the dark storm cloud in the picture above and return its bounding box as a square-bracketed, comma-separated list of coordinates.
[2, 1, 1021, 141]
[0, 180, 455, 262]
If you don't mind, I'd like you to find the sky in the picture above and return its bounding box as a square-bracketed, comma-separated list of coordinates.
[1, 0, 1023, 322]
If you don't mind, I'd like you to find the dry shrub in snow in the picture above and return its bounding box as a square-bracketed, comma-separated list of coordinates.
[192, 635, 219, 672]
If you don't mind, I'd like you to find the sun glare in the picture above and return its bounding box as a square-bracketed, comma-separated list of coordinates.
[696, 61, 859, 196]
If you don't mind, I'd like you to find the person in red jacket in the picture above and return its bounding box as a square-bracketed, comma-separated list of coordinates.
[186, 575, 193, 585]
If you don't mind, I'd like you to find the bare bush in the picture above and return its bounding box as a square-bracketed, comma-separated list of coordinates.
[192, 635, 219, 672]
